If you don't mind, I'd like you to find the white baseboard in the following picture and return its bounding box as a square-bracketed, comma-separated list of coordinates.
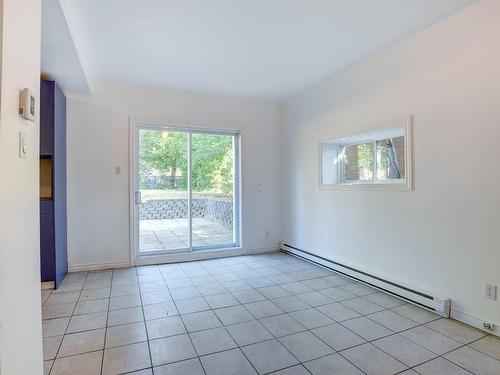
[41, 281, 54, 290]
[281, 243, 499, 337]
[68, 261, 131, 272]
[281, 243, 450, 317]
[135, 246, 278, 266]
[451, 308, 499, 337]
[68, 246, 278, 271]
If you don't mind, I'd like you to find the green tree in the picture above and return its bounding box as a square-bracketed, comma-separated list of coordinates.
[139, 130, 234, 195]
[192, 134, 233, 193]
[139, 130, 188, 188]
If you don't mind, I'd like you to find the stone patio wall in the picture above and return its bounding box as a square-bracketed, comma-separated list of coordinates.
[139, 198, 233, 228]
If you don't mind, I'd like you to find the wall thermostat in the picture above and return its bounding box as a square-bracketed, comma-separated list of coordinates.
[19, 88, 36, 122]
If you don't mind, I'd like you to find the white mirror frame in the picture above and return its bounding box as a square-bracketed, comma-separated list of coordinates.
[320, 116, 413, 191]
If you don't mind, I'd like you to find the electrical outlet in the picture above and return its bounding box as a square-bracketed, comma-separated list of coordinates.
[265, 230, 270, 238]
[485, 284, 497, 300]
[483, 321, 495, 331]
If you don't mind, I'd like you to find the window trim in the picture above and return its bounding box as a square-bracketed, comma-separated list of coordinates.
[320, 117, 413, 191]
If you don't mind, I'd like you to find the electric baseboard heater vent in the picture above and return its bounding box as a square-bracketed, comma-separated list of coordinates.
[281, 243, 451, 317]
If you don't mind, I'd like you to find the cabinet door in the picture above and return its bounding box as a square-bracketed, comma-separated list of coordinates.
[54, 82, 68, 288]
[40, 201, 55, 283]
[40, 80, 55, 155]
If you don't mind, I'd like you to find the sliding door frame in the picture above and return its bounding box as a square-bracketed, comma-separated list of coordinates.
[129, 118, 241, 264]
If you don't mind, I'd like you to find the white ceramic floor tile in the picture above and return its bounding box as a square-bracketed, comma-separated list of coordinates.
[372, 334, 437, 367]
[391, 304, 440, 324]
[189, 327, 237, 356]
[341, 297, 385, 315]
[341, 343, 407, 375]
[414, 357, 473, 375]
[107, 306, 144, 326]
[296, 291, 334, 307]
[470, 336, 500, 361]
[43, 317, 70, 338]
[79, 287, 111, 301]
[259, 314, 306, 337]
[175, 297, 210, 314]
[200, 348, 257, 375]
[143, 301, 178, 320]
[279, 331, 334, 362]
[102, 341, 151, 375]
[444, 346, 500, 375]
[242, 339, 299, 374]
[214, 305, 254, 325]
[43, 360, 53, 375]
[401, 326, 462, 355]
[364, 292, 405, 309]
[58, 329, 105, 358]
[204, 293, 239, 309]
[425, 318, 486, 344]
[43, 254, 495, 375]
[312, 323, 365, 351]
[244, 300, 284, 319]
[105, 321, 147, 348]
[304, 353, 364, 375]
[51, 351, 103, 375]
[45, 291, 81, 306]
[288, 308, 335, 329]
[227, 320, 273, 346]
[232, 290, 266, 304]
[154, 358, 204, 375]
[67, 312, 107, 333]
[340, 317, 393, 341]
[316, 303, 360, 321]
[73, 299, 108, 315]
[109, 294, 142, 310]
[182, 310, 222, 332]
[43, 335, 63, 360]
[267, 365, 310, 375]
[149, 334, 197, 366]
[146, 315, 186, 339]
[366, 310, 419, 332]
[43, 303, 75, 319]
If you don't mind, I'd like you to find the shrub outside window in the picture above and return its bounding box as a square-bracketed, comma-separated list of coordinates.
[321, 119, 412, 190]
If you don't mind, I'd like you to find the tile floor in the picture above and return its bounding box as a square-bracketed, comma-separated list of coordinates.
[139, 218, 234, 252]
[41, 252, 500, 375]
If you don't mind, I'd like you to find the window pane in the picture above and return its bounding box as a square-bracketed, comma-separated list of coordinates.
[138, 129, 189, 253]
[191, 133, 235, 248]
[342, 142, 374, 181]
[376, 136, 405, 180]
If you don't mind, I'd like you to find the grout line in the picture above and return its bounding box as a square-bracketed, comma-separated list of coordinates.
[46, 254, 498, 375]
[164, 276, 209, 374]
[133, 266, 155, 374]
[98, 268, 114, 375]
[47, 271, 90, 375]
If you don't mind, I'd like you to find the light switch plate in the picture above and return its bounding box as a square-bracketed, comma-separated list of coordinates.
[19, 132, 27, 159]
[19, 88, 36, 122]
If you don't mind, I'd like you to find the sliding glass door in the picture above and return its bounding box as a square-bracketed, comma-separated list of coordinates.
[191, 132, 237, 248]
[134, 124, 239, 255]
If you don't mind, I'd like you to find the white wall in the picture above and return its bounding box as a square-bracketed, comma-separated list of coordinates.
[0, 0, 43, 374]
[67, 82, 282, 269]
[282, 0, 500, 329]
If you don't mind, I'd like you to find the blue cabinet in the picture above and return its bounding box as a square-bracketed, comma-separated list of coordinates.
[40, 80, 67, 288]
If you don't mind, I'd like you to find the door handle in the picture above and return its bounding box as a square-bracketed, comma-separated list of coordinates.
[135, 191, 142, 204]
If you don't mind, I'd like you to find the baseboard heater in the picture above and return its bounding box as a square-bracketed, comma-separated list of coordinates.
[280, 242, 451, 317]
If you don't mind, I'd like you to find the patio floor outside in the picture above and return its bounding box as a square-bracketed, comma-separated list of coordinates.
[139, 218, 234, 252]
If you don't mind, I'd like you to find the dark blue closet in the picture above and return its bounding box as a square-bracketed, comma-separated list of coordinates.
[40, 80, 68, 288]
